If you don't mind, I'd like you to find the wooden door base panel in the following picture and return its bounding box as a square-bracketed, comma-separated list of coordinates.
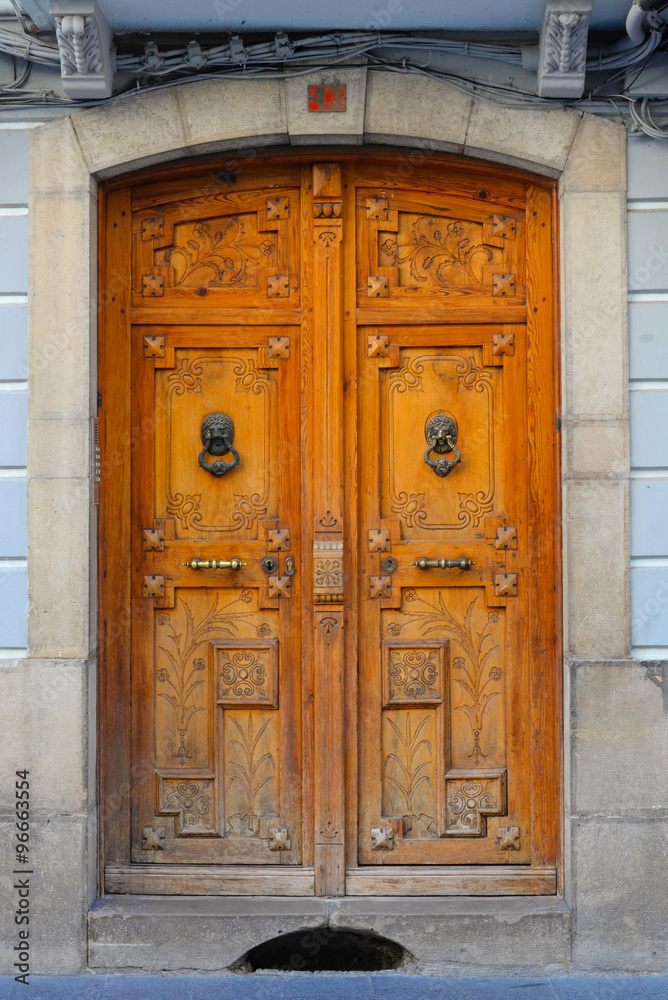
[345, 867, 556, 896]
[105, 866, 315, 896]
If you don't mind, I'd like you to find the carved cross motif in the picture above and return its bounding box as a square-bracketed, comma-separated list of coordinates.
[268, 575, 291, 599]
[267, 275, 290, 298]
[142, 826, 166, 850]
[143, 335, 165, 358]
[492, 214, 516, 240]
[370, 827, 395, 850]
[268, 827, 291, 851]
[368, 528, 391, 552]
[492, 274, 516, 297]
[493, 333, 515, 357]
[369, 576, 392, 599]
[365, 196, 389, 221]
[143, 575, 165, 598]
[267, 336, 290, 359]
[267, 528, 290, 551]
[368, 275, 389, 298]
[495, 526, 517, 550]
[266, 196, 289, 220]
[141, 216, 165, 240]
[494, 574, 518, 597]
[367, 334, 390, 358]
[496, 825, 521, 850]
[142, 528, 164, 551]
[142, 274, 164, 297]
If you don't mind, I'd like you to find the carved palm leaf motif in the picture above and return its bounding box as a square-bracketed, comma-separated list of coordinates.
[398, 593, 503, 762]
[156, 593, 256, 742]
[388, 217, 498, 286]
[383, 712, 434, 816]
[166, 219, 276, 287]
[226, 714, 277, 833]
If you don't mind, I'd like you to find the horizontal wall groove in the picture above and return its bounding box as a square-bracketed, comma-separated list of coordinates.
[628, 291, 668, 301]
[627, 200, 668, 211]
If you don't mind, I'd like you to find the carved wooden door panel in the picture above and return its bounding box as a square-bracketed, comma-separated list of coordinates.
[352, 172, 559, 891]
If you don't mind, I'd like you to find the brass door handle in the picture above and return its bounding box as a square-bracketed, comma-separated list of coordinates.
[183, 558, 245, 571]
[413, 557, 474, 570]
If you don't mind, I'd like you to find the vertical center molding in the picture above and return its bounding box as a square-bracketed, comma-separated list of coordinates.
[311, 163, 345, 895]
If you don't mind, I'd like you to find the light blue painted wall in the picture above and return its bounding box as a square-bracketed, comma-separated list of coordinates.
[627, 135, 668, 661]
[0, 127, 29, 654]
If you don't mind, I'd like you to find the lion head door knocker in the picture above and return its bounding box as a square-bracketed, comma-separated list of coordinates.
[424, 412, 461, 478]
[198, 412, 240, 477]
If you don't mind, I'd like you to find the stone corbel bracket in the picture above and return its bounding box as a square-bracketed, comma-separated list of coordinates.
[538, 0, 592, 98]
[51, 0, 114, 99]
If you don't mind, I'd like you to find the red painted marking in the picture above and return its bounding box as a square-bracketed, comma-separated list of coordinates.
[308, 84, 346, 112]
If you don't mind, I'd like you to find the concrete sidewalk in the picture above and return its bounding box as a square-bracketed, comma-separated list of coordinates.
[0, 975, 666, 999]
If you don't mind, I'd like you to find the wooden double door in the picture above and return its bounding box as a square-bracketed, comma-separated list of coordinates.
[99, 153, 560, 897]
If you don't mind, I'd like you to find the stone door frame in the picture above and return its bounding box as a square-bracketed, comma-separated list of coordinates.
[27, 69, 628, 970]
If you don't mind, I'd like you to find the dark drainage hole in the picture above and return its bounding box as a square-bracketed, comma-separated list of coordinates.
[236, 928, 411, 973]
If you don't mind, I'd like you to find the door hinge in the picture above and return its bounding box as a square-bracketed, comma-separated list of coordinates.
[556, 416, 562, 432]
[91, 416, 100, 506]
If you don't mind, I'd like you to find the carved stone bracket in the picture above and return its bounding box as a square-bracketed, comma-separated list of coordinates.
[538, 0, 592, 98]
[268, 827, 292, 851]
[141, 826, 166, 850]
[496, 825, 522, 851]
[371, 827, 395, 850]
[52, 0, 114, 99]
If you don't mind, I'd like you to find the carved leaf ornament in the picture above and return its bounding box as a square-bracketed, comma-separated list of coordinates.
[166, 220, 275, 287]
[386, 218, 497, 286]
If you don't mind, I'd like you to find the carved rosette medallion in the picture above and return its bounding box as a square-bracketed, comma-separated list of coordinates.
[157, 774, 217, 836]
[444, 770, 507, 837]
[383, 641, 446, 706]
[214, 640, 278, 707]
[313, 540, 344, 604]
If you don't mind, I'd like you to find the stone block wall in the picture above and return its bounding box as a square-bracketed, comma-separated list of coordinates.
[0, 75, 666, 976]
